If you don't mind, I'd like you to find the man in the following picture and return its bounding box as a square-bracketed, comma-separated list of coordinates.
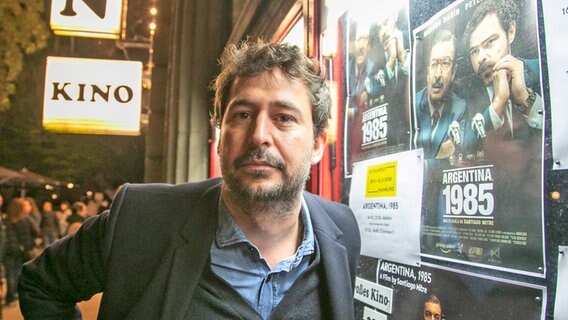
[415, 29, 468, 161]
[372, 9, 411, 149]
[346, 21, 382, 173]
[462, 0, 543, 139]
[375, 10, 409, 84]
[460, 0, 543, 266]
[415, 30, 471, 244]
[18, 40, 361, 319]
[421, 295, 442, 320]
[40, 200, 60, 247]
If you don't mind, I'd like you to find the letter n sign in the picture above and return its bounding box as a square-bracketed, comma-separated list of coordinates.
[50, 0, 125, 39]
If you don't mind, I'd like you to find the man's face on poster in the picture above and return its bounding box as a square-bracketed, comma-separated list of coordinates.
[355, 31, 369, 67]
[469, 13, 514, 86]
[427, 40, 455, 107]
[423, 301, 441, 320]
[377, 13, 397, 46]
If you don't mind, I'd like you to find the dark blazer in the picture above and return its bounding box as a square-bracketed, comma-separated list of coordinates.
[19, 179, 361, 320]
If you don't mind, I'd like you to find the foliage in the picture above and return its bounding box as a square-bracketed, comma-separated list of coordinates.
[0, 0, 50, 111]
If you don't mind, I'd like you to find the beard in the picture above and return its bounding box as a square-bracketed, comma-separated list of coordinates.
[477, 60, 495, 86]
[219, 146, 312, 213]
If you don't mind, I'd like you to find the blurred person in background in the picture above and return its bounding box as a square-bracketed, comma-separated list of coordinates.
[23, 198, 41, 234]
[65, 201, 89, 236]
[40, 201, 60, 247]
[4, 198, 39, 305]
[56, 201, 72, 237]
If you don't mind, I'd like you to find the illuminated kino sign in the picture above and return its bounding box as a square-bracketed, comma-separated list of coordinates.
[43, 56, 142, 136]
[50, 0, 124, 39]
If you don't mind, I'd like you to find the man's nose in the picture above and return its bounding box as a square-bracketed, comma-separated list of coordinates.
[434, 65, 442, 76]
[477, 47, 489, 64]
[249, 113, 272, 147]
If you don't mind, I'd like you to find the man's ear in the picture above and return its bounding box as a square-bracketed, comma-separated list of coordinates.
[507, 20, 516, 45]
[311, 131, 328, 164]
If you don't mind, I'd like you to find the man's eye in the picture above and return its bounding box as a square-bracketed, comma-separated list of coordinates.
[237, 112, 251, 120]
[470, 48, 478, 57]
[276, 115, 294, 123]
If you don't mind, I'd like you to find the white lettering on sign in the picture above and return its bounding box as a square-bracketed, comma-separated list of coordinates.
[441, 165, 495, 217]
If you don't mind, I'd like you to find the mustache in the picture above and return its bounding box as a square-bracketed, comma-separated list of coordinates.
[477, 61, 494, 77]
[234, 149, 285, 171]
[431, 78, 443, 89]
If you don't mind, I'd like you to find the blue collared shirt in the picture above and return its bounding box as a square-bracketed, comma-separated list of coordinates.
[210, 197, 315, 320]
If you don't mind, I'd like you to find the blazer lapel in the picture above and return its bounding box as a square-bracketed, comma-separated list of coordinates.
[431, 108, 451, 156]
[306, 195, 355, 320]
[159, 184, 221, 319]
[416, 91, 434, 157]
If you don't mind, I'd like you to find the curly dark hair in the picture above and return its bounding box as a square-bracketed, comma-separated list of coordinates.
[210, 39, 331, 137]
[461, 0, 519, 51]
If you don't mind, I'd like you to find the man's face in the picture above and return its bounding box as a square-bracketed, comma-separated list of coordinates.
[427, 41, 455, 107]
[218, 68, 326, 203]
[355, 32, 369, 67]
[43, 201, 53, 212]
[22, 200, 32, 215]
[469, 13, 513, 86]
[423, 302, 441, 320]
[378, 14, 396, 46]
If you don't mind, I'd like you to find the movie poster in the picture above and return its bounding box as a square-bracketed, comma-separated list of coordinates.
[554, 246, 568, 318]
[412, 0, 545, 276]
[354, 257, 546, 320]
[342, 1, 412, 178]
[542, 0, 568, 170]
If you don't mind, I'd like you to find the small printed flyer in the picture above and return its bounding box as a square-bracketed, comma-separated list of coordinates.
[350, 149, 423, 266]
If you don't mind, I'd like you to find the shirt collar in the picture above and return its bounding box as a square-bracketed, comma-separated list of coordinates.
[428, 99, 445, 117]
[216, 195, 315, 255]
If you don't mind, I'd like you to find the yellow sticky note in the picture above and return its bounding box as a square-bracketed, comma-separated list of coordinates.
[366, 161, 397, 197]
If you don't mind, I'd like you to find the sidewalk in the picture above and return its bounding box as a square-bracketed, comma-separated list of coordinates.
[2, 293, 102, 319]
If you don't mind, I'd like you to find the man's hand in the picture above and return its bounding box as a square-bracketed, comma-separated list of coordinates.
[358, 91, 369, 108]
[491, 68, 510, 117]
[392, 29, 406, 64]
[493, 54, 528, 105]
[436, 139, 456, 159]
[384, 35, 398, 71]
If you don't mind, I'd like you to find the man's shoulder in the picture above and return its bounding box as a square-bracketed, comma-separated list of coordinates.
[449, 92, 467, 112]
[519, 57, 539, 68]
[518, 57, 541, 90]
[415, 87, 427, 98]
[111, 178, 222, 217]
[303, 192, 354, 221]
[120, 178, 222, 197]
